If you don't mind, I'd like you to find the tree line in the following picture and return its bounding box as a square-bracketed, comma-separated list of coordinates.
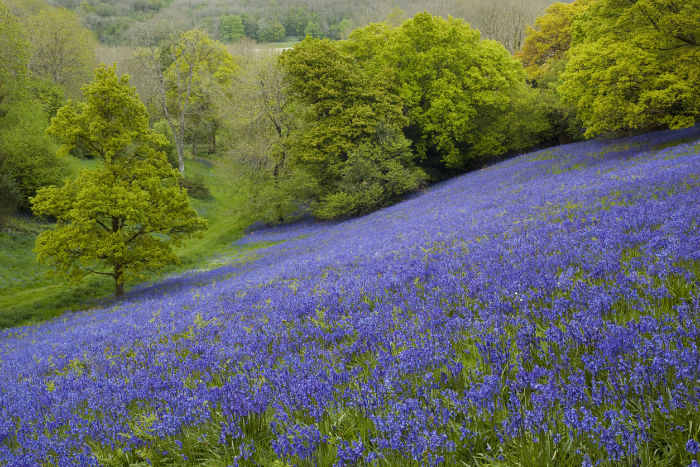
[43, 0, 553, 52]
[0, 0, 698, 296]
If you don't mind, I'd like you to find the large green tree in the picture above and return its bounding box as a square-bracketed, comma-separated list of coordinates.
[346, 14, 535, 177]
[559, 0, 700, 136]
[280, 38, 426, 219]
[31, 65, 207, 297]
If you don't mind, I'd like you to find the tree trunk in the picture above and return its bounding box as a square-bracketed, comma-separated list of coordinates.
[209, 124, 216, 154]
[192, 134, 197, 159]
[114, 266, 124, 298]
[177, 116, 186, 175]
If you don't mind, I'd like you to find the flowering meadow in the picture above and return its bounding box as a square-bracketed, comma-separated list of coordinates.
[1, 127, 700, 467]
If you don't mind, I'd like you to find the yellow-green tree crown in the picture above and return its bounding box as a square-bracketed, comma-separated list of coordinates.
[32, 64, 207, 297]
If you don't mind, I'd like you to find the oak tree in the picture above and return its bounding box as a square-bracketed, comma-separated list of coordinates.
[31, 65, 207, 297]
[347, 14, 529, 175]
[515, 0, 593, 83]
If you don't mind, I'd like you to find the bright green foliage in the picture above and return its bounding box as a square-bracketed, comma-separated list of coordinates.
[159, 30, 236, 174]
[32, 65, 207, 297]
[560, 0, 700, 137]
[0, 101, 71, 211]
[0, 2, 27, 224]
[220, 14, 245, 43]
[280, 38, 425, 218]
[516, 0, 594, 83]
[347, 14, 530, 175]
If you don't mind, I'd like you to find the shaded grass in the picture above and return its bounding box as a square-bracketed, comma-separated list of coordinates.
[0, 157, 259, 329]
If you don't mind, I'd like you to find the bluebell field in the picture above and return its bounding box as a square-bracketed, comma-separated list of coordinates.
[1, 128, 700, 467]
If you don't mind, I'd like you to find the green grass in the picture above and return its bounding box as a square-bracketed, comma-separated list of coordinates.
[0, 156, 260, 329]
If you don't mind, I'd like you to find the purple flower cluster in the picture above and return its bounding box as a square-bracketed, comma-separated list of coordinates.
[1, 127, 699, 466]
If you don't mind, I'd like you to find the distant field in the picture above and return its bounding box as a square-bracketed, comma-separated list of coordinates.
[1, 127, 699, 467]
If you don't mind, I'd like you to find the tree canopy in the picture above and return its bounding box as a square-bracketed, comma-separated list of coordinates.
[515, 0, 593, 83]
[559, 0, 700, 136]
[346, 14, 534, 176]
[280, 37, 425, 218]
[32, 65, 207, 297]
[25, 7, 97, 97]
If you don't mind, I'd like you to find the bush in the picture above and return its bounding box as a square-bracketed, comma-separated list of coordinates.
[0, 172, 19, 227]
[0, 101, 72, 211]
[179, 173, 212, 200]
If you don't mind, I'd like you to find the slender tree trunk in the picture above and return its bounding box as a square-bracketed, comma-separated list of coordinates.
[177, 113, 186, 175]
[156, 54, 185, 176]
[209, 123, 216, 154]
[192, 133, 196, 159]
[114, 275, 124, 298]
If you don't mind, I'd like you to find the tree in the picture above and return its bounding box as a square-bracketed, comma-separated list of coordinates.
[31, 65, 207, 297]
[258, 18, 286, 42]
[280, 38, 425, 218]
[347, 13, 529, 177]
[559, 0, 700, 137]
[0, 1, 28, 106]
[315, 122, 426, 218]
[225, 51, 312, 224]
[25, 7, 96, 97]
[150, 30, 236, 174]
[515, 0, 594, 83]
[220, 14, 245, 42]
[0, 100, 72, 211]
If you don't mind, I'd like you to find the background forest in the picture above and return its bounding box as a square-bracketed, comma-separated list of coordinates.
[0, 0, 698, 324]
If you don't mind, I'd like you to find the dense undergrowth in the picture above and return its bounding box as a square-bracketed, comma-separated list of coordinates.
[1, 127, 699, 466]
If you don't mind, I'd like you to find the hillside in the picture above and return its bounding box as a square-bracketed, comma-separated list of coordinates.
[1, 127, 699, 466]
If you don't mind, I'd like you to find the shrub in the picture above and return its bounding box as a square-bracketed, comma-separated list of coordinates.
[179, 173, 212, 200]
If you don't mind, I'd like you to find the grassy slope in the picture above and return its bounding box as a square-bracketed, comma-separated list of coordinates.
[0, 156, 255, 329]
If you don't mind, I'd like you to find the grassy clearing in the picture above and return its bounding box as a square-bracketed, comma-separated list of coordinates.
[0, 156, 258, 329]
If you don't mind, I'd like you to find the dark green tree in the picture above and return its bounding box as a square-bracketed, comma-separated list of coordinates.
[220, 14, 245, 42]
[258, 18, 286, 42]
[280, 38, 425, 218]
